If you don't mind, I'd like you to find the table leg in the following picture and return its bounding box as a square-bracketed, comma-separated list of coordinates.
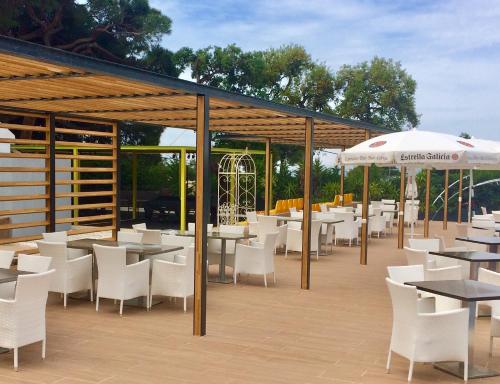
[469, 262, 480, 280]
[434, 300, 499, 379]
[210, 239, 233, 284]
[490, 245, 498, 254]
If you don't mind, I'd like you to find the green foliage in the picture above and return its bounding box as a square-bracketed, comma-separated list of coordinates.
[334, 57, 419, 130]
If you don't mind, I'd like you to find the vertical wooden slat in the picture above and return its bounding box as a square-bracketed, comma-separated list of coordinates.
[424, 169, 431, 238]
[301, 117, 314, 290]
[194, 95, 209, 336]
[132, 153, 138, 220]
[443, 169, 449, 230]
[397, 166, 406, 249]
[458, 169, 463, 223]
[264, 138, 271, 215]
[179, 148, 187, 230]
[48, 114, 56, 232]
[360, 131, 370, 265]
[112, 122, 120, 239]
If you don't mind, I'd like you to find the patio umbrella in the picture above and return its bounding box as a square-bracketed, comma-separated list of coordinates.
[339, 129, 500, 237]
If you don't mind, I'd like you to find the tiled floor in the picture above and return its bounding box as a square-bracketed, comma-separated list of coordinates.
[0, 221, 499, 383]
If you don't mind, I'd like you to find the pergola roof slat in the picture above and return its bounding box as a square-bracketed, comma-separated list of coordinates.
[0, 36, 390, 147]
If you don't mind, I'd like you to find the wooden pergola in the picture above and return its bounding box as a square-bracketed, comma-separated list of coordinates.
[0, 36, 389, 336]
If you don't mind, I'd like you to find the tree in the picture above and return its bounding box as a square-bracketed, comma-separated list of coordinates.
[334, 57, 419, 131]
[0, 0, 172, 62]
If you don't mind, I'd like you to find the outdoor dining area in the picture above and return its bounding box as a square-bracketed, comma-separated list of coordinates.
[1, 36, 500, 384]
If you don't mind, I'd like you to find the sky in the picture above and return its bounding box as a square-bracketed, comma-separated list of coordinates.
[150, 0, 500, 154]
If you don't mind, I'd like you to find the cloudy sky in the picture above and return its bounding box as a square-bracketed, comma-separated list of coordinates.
[151, 0, 500, 149]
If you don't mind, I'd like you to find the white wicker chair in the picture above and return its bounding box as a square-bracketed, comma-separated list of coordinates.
[425, 265, 463, 312]
[285, 220, 321, 260]
[150, 246, 194, 312]
[135, 228, 162, 244]
[0, 269, 55, 371]
[42, 231, 87, 259]
[187, 222, 213, 232]
[37, 241, 93, 307]
[334, 212, 358, 246]
[132, 223, 147, 230]
[117, 231, 143, 264]
[234, 232, 278, 287]
[404, 247, 436, 270]
[385, 278, 469, 382]
[93, 244, 150, 315]
[0, 250, 14, 269]
[387, 265, 424, 284]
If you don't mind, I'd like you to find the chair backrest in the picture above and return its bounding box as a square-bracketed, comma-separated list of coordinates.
[385, 278, 418, 353]
[289, 207, 297, 213]
[387, 265, 424, 283]
[42, 231, 68, 242]
[246, 211, 257, 222]
[135, 228, 162, 244]
[492, 211, 500, 223]
[15, 269, 55, 303]
[263, 232, 279, 253]
[94, 244, 127, 277]
[478, 267, 500, 286]
[161, 234, 194, 254]
[408, 238, 440, 252]
[456, 223, 469, 237]
[433, 235, 447, 252]
[36, 241, 67, 269]
[219, 225, 245, 253]
[481, 206, 488, 215]
[0, 250, 14, 269]
[335, 211, 354, 223]
[288, 221, 302, 230]
[467, 227, 495, 237]
[117, 231, 143, 243]
[257, 215, 278, 232]
[319, 203, 328, 213]
[132, 223, 147, 231]
[187, 223, 213, 232]
[382, 199, 396, 205]
[404, 247, 431, 269]
[17, 254, 52, 273]
[425, 265, 462, 281]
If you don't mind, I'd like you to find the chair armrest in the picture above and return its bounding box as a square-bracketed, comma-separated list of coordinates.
[249, 239, 264, 248]
[126, 259, 150, 276]
[417, 309, 469, 344]
[67, 253, 92, 265]
[287, 228, 302, 235]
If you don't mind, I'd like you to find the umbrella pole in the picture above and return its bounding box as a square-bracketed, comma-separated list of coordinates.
[468, 169, 473, 223]
[424, 169, 431, 238]
[397, 167, 405, 249]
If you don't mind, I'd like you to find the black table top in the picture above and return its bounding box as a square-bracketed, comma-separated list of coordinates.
[274, 216, 343, 224]
[405, 280, 500, 302]
[67, 239, 182, 256]
[166, 230, 257, 241]
[456, 236, 500, 245]
[429, 250, 500, 262]
[0, 269, 30, 284]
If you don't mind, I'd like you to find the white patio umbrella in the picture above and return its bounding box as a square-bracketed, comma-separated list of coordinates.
[339, 129, 500, 236]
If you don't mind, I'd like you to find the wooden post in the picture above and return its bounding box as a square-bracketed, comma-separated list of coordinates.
[112, 122, 120, 239]
[457, 169, 463, 223]
[443, 170, 449, 230]
[131, 153, 138, 220]
[397, 166, 406, 249]
[424, 169, 431, 238]
[264, 138, 272, 215]
[340, 165, 345, 207]
[72, 148, 80, 224]
[48, 114, 55, 233]
[193, 95, 209, 336]
[179, 148, 187, 230]
[360, 131, 370, 265]
[301, 117, 314, 290]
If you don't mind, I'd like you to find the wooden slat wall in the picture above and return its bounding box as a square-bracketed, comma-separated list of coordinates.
[0, 109, 50, 244]
[54, 117, 117, 233]
[0, 109, 118, 245]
